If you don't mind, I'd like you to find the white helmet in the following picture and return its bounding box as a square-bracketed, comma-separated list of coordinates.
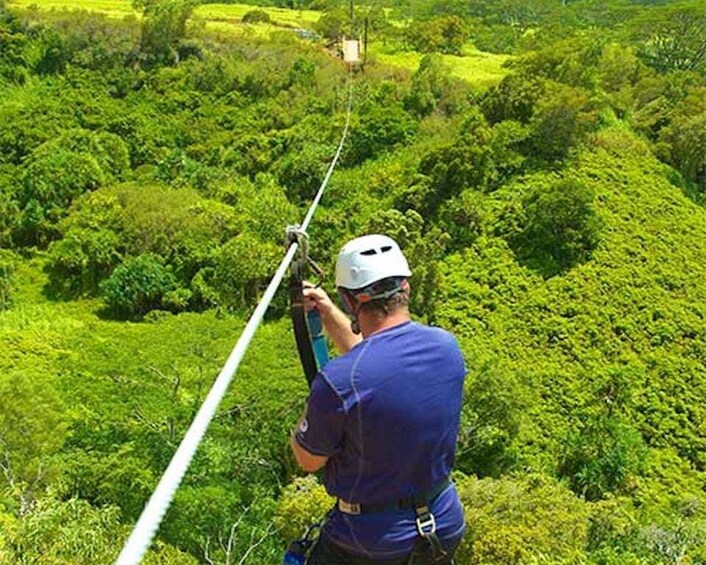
[335, 234, 412, 290]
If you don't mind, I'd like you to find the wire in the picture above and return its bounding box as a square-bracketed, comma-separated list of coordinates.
[115, 66, 354, 565]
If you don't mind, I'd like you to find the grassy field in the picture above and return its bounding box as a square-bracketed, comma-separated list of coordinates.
[8, 0, 510, 88]
[9, 0, 319, 28]
[370, 44, 511, 90]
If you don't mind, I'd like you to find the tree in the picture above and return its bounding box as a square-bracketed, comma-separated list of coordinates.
[314, 9, 347, 41]
[45, 190, 126, 297]
[506, 178, 602, 277]
[455, 474, 590, 563]
[134, 0, 199, 66]
[558, 368, 647, 501]
[528, 83, 597, 163]
[456, 363, 525, 477]
[17, 149, 106, 246]
[404, 54, 450, 118]
[211, 233, 281, 312]
[417, 108, 495, 213]
[658, 102, 706, 193]
[5, 496, 196, 564]
[35, 129, 130, 182]
[242, 9, 271, 24]
[365, 209, 448, 321]
[0, 372, 68, 516]
[345, 104, 417, 165]
[405, 16, 467, 55]
[635, 4, 706, 74]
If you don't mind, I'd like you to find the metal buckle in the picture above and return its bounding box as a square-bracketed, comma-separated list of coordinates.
[416, 512, 437, 537]
[337, 499, 361, 515]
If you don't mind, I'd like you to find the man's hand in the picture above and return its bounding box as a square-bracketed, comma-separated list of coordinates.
[303, 284, 335, 316]
[302, 283, 362, 354]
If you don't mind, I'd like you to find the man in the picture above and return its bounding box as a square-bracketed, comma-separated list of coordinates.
[290, 234, 466, 564]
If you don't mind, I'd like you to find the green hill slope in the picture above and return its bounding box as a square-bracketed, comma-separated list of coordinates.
[439, 144, 706, 493]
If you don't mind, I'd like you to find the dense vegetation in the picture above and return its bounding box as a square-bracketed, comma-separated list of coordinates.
[1, 0, 705, 562]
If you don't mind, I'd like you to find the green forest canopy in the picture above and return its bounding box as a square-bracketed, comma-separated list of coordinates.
[1, 0, 705, 562]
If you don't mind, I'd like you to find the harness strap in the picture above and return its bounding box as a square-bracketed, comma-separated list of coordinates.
[413, 502, 448, 563]
[336, 478, 451, 515]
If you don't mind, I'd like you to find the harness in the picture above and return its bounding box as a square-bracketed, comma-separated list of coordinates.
[337, 479, 451, 564]
[287, 226, 329, 388]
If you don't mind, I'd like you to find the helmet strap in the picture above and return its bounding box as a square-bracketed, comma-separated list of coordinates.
[338, 288, 363, 334]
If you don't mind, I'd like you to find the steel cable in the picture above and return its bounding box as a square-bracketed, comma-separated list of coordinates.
[116, 64, 354, 565]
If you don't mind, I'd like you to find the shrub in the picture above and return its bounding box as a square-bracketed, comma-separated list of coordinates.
[100, 254, 178, 319]
[0, 248, 16, 311]
[242, 9, 271, 25]
[274, 476, 334, 543]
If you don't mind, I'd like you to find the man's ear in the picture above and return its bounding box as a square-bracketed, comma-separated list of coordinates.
[401, 279, 411, 295]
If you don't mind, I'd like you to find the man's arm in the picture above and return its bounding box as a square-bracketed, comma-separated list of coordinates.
[303, 286, 361, 354]
[290, 427, 329, 473]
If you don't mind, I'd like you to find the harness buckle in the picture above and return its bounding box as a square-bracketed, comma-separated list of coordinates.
[415, 512, 437, 537]
[337, 499, 362, 515]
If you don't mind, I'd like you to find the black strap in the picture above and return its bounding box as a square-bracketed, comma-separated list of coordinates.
[290, 272, 318, 388]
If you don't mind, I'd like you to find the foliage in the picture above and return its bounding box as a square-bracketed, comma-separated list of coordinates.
[2, 2, 706, 563]
[455, 474, 590, 563]
[274, 476, 334, 542]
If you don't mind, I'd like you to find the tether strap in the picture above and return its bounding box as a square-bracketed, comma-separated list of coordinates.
[287, 226, 328, 389]
[290, 272, 318, 387]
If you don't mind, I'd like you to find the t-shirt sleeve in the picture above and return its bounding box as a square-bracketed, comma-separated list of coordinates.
[294, 372, 346, 457]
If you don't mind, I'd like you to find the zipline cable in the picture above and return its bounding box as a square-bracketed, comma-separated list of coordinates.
[115, 65, 354, 565]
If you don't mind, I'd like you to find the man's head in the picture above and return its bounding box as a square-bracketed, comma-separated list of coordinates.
[335, 235, 412, 333]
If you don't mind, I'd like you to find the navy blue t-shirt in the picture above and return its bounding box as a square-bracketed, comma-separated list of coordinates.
[295, 321, 466, 559]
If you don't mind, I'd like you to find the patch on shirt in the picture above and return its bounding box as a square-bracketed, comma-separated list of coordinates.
[299, 418, 309, 434]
